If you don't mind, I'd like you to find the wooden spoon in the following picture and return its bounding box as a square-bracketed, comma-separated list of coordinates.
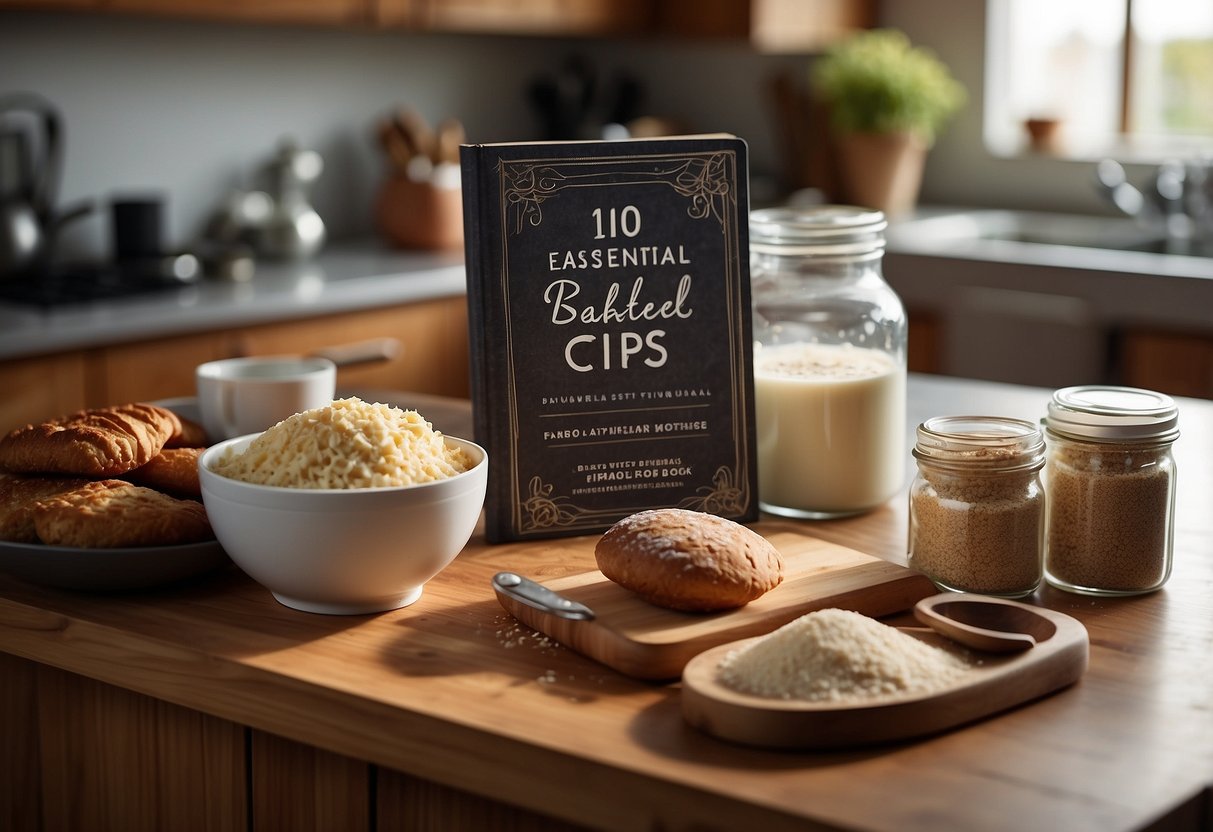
[914, 593, 1057, 653]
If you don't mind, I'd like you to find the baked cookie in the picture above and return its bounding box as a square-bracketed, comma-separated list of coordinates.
[0, 474, 91, 543]
[164, 411, 208, 448]
[31, 479, 213, 548]
[595, 508, 784, 612]
[0, 403, 177, 476]
[124, 447, 203, 497]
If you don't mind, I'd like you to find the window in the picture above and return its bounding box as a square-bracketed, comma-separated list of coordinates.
[985, 0, 1213, 159]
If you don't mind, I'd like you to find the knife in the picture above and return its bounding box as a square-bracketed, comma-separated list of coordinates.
[492, 572, 596, 621]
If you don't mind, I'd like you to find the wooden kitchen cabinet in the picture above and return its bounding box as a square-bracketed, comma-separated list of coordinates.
[4, 0, 872, 46]
[0, 0, 372, 24]
[225, 295, 470, 399]
[1120, 328, 1213, 400]
[0, 653, 580, 832]
[379, 0, 650, 35]
[0, 295, 469, 431]
[0, 352, 89, 433]
[94, 295, 471, 405]
[656, 0, 874, 52]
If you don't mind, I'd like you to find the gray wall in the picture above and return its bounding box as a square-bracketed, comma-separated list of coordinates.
[1, 11, 802, 261]
[1, 3, 1134, 263]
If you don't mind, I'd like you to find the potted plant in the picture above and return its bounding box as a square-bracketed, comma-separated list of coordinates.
[811, 29, 965, 216]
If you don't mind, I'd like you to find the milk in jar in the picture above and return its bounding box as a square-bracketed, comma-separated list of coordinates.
[755, 342, 906, 515]
[749, 206, 908, 519]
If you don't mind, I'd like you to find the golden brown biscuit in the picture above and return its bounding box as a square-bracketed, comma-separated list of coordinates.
[594, 508, 784, 612]
[0, 474, 91, 543]
[32, 480, 213, 548]
[0, 403, 176, 476]
[123, 447, 203, 498]
[163, 411, 208, 448]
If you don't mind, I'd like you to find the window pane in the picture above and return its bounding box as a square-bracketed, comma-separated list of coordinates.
[1129, 0, 1213, 139]
[985, 0, 1126, 156]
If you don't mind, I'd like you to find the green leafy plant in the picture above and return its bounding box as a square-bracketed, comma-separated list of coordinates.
[811, 29, 966, 145]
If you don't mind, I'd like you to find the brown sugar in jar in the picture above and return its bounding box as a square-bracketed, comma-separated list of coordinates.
[908, 416, 1046, 598]
[1044, 386, 1179, 596]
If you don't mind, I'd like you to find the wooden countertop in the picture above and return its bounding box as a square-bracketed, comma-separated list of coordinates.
[2, 375, 1211, 831]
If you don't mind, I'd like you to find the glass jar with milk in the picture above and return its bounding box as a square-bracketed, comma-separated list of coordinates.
[750, 206, 907, 518]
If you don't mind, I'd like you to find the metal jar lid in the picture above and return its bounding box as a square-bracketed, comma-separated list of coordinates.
[913, 415, 1045, 472]
[1045, 385, 1179, 442]
[749, 205, 886, 259]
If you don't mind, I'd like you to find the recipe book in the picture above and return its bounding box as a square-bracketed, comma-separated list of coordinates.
[461, 135, 757, 542]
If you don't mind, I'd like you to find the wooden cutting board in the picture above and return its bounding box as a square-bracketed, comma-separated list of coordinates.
[493, 525, 936, 680]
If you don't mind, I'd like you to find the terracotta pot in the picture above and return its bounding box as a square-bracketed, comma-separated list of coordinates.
[375, 177, 464, 251]
[834, 131, 928, 218]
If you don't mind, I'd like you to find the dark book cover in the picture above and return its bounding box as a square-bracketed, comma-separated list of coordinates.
[461, 136, 757, 542]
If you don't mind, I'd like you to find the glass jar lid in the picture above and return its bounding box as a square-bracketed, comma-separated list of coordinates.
[913, 416, 1045, 472]
[750, 205, 886, 258]
[1045, 385, 1179, 442]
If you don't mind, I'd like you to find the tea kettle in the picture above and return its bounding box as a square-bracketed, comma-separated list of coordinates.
[0, 92, 91, 279]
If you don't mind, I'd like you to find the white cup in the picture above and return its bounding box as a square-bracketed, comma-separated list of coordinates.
[196, 356, 337, 441]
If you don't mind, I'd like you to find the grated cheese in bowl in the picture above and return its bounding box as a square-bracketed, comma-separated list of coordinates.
[212, 397, 472, 489]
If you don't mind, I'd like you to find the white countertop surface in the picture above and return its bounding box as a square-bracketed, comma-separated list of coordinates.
[0, 244, 467, 362]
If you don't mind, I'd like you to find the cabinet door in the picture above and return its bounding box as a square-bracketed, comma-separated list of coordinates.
[400, 0, 650, 35]
[1121, 329, 1213, 399]
[657, 0, 873, 51]
[0, 352, 88, 432]
[97, 331, 229, 407]
[105, 0, 371, 25]
[230, 297, 470, 398]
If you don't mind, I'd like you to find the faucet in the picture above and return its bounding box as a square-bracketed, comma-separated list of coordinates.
[1095, 158, 1212, 242]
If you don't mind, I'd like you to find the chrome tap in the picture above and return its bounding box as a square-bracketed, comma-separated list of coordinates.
[1095, 158, 1212, 243]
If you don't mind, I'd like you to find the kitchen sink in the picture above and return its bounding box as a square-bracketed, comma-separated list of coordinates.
[881, 207, 1213, 391]
[887, 208, 1213, 265]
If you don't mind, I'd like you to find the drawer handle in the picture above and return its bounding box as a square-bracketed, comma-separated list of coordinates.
[309, 337, 402, 368]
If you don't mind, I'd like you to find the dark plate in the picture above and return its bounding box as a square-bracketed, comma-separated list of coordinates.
[0, 538, 230, 592]
[0, 397, 229, 592]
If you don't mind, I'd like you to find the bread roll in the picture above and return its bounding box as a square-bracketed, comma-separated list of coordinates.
[595, 508, 783, 612]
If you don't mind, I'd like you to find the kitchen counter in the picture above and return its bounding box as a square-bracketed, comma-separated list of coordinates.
[0, 244, 467, 362]
[884, 207, 1213, 394]
[2, 375, 1212, 831]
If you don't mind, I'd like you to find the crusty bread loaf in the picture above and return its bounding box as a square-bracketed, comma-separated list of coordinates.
[0, 403, 178, 476]
[31, 479, 213, 548]
[594, 508, 784, 612]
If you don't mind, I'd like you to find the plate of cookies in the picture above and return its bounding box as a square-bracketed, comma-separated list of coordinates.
[0, 401, 230, 592]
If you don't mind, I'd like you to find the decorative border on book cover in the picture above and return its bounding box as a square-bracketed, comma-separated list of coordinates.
[474, 140, 755, 539]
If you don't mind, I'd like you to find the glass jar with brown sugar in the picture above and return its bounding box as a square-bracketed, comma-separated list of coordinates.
[908, 416, 1046, 598]
[1043, 386, 1179, 596]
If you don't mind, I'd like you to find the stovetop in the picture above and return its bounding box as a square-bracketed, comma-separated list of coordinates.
[0, 264, 189, 309]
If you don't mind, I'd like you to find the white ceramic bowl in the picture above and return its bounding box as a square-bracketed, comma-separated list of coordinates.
[199, 434, 487, 615]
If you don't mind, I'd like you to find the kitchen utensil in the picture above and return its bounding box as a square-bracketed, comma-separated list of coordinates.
[492, 523, 936, 680]
[256, 139, 325, 260]
[433, 118, 465, 166]
[0, 92, 92, 279]
[492, 572, 595, 621]
[680, 594, 1088, 749]
[913, 593, 1046, 653]
[111, 194, 166, 261]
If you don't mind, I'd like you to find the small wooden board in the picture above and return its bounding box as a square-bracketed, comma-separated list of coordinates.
[680, 603, 1089, 750]
[493, 524, 936, 680]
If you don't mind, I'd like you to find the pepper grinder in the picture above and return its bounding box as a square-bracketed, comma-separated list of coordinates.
[257, 138, 325, 260]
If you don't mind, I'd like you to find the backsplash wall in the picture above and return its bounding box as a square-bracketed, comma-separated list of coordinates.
[0, 11, 801, 262]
